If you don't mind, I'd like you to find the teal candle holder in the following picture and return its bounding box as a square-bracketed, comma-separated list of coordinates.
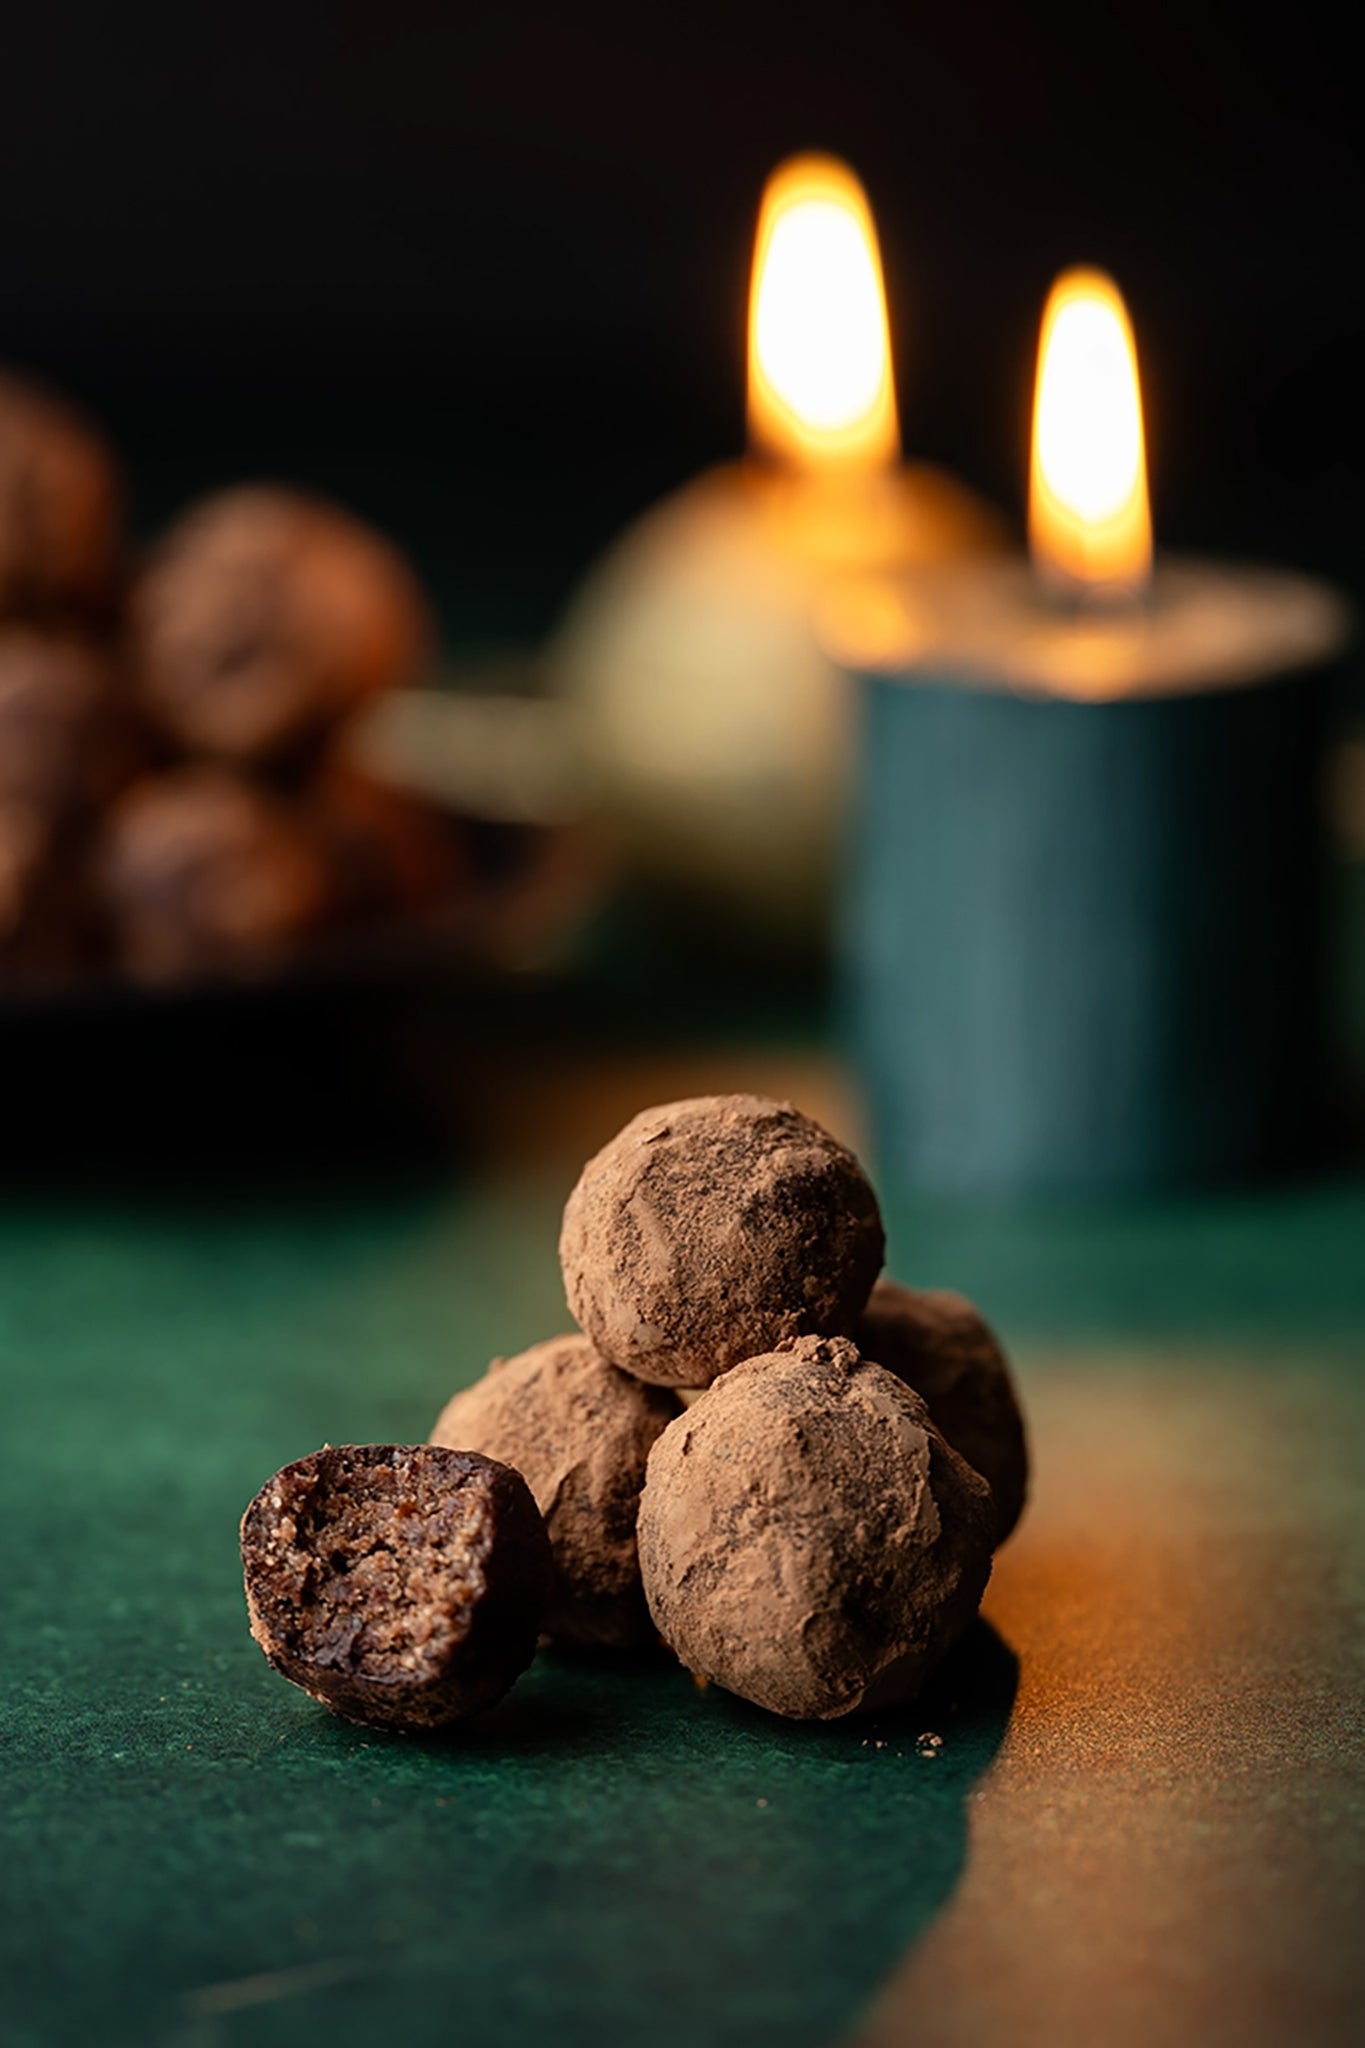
[839, 563, 1351, 1195]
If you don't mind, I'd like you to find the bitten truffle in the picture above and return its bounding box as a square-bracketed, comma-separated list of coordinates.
[0, 370, 123, 621]
[560, 1095, 885, 1387]
[856, 1280, 1028, 1544]
[96, 767, 332, 980]
[430, 1335, 678, 1648]
[637, 1336, 994, 1719]
[129, 486, 430, 766]
[241, 1443, 552, 1730]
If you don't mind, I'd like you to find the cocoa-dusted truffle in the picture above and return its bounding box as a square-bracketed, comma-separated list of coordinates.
[96, 766, 332, 980]
[637, 1336, 994, 1720]
[129, 486, 430, 766]
[430, 1335, 678, 1648]
[0, 370, 122, 621]
[241, 1444, 552, 1731]
[856, 1280, 1028, 1544]
[0, 627, 138, 821]
[560, 1095, 885, 1388]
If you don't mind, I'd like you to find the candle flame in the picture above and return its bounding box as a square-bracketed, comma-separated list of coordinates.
[1029, 267, 1152, 593]
[747, 154, 899, 471]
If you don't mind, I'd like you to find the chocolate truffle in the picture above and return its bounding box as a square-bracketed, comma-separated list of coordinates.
[430, 1335, 678, 1648]
[0, 370, 122, 621]
[856, 1280, 1028, 1543]
[637, 1336, 994, 1720]
[241, 1443, 552, 1731]
[560, 1095, 885, 1388]
[96, 767, 332, 980]
[129, 486, 430, 766]
[0, 627, 138, 821]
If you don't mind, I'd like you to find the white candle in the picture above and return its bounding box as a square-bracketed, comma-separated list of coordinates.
[550, 155, 999, 945]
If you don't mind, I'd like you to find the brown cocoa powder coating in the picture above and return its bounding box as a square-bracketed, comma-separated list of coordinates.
[0, 371, 123, 621]
[129, 486, 430, 767]
[96, 767, 333, 980]
[430, 1334, 679, 1648]
[241, 1444, 552, 1730]
[637, 1336, 994, 1720]
[856, 1280, 1029, 1544]
[560, 1095, 885, 1387]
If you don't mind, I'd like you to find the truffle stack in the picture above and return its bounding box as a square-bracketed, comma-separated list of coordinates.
[549, 1095, 1017, 1717]
[241, 1093, 1029, 1731]
[435, 1095, 1026, 1721]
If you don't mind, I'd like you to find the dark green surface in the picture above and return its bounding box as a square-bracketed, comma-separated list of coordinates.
[3, 1171, 1364, 2048]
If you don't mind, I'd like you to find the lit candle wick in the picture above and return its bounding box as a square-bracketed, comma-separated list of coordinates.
[1028, 266, 1152, 604]
[746, 154, 899, 474]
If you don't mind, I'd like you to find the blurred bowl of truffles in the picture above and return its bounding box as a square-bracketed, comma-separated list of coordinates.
[0, 371, 604, 1018]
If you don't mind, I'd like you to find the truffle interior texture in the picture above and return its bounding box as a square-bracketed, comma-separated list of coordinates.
[246, 1447, 493, 1686]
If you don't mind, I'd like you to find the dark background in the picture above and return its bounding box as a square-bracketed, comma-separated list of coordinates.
[3, 0, 1362, 640]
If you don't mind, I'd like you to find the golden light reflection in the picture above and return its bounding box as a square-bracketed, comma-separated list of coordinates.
[1029, 267, 1152, 593]
[816, 573, 933, 668]
[747, 154, 900, 471]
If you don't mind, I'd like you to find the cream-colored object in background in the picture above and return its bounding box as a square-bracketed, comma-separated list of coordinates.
[549, 152, 999, 946]
[551, 459, 997, 943]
